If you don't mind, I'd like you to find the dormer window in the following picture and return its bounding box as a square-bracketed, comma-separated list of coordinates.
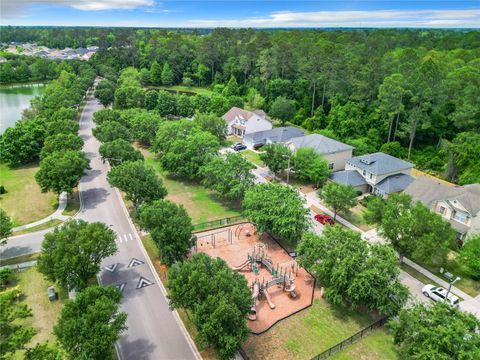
[453, 211, 468, 224]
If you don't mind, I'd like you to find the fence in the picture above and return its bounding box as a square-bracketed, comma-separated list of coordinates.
[192, 216, 245, 232]
[311, 316, 389, 360]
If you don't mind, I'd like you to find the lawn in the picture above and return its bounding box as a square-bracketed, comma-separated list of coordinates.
[242, 295, 391, 360]
[240, 150, 264, 167]
[12, 219, 63, 236]
[340, 204, 374, 232]
[0, 163, 57, 226]
[146, 85, 214, 97]
[15, 267, 67, 345]
[331, 328, 399, 360]
[141, 149, 241, 224]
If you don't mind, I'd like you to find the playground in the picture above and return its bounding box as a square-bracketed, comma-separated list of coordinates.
[193, 223, 315, 334]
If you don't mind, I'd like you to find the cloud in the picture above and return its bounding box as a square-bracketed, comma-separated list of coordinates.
[188, 9, 480, 28]
[1, 0, 155, 18]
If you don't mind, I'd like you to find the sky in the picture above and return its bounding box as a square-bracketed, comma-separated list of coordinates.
[1, 1, 479, 28]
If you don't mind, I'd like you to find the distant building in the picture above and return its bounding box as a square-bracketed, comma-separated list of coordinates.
[404, 176, 480, 242]
[330, 152, 414, 197]
[243, 126, 304, 149]
[286, 134, 353, 171]
[223, 107, 272, 138]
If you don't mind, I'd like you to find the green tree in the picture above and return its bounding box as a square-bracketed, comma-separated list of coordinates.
[458, 235, 480, 280]
[156, 90, 177, 116]
[161, 131, 220, 179]
[40, 133, 84, 159]
[373, 193, 456, 264]
[45, 119, 79, 137]
[144, 90, 158, 110]
[114, 85, 145, 109]
[25, 342, 63, 360]
[297, 227, 408, 315]
[161, 62, 174, 85]
[319, 182, 358, 220]
[243, 183, 309, 243]
[139, 67, 151, 85]
[137, 200, 194, 265]
[107, 160, 167, 208]
[99, 139, 144, 165]
[194, 112, 227, 141]
[379, 141, 406, 159]
[35, 150, 89, 195]
[54, 286, 127, 360]
[130, 110, 163, 145]
[293, 148, 330, 186]
[176, 94, 194, 117]
[0, 208, 13, 242]
[37, 220, 117, 291]
[153, 120, 198, 155]
[390, 303, 480, 360]
[448, 132, 480, 184]
[378, 73, 407, 142]
[94, 79, 115, 107]
[0, 287, 36, 357]
[269, 96, 296, 126]
[150, 61, 162, 85]
[222, 75, 239, 96]
[168, 253, 252, 360]
[200, 153, 255, 200]
[92, 109, 121, 125]
[93, 120, 131, 143]
[260, 143, 292, 175]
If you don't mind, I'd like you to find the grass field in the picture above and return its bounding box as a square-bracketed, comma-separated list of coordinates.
[16, 268, 67, 345]
[146, 85, 214, 97]
[331, 328, 399, 360]
[12, 219, 63, 236]
[141, 149, 241, 224]
[340, 204, 374, 232]
[240, 150, 264, 167]
[63, 190, 80, 216]
[243, 296, 393, 360]
[0, 163, 57, 226]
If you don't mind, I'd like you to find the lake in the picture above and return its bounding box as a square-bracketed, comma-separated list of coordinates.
[0, 83, 46, 134]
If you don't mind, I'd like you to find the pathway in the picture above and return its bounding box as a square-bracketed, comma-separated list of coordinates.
[11, 192, 70, 232]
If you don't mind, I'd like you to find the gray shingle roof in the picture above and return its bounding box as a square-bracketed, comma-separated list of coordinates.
[376, 174, 414, 194]
[404, 176, 480, 215]
[244, 127, 304, 145]
[329, 170, 367, 187]
[288, 134, 353, 155]
[347, 152, 414, 176]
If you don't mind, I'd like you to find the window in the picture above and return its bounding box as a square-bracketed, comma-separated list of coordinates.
[363, 170, 366, 176]
[369, 173, 373, 179]
[328, 163, 334, 170]
[453, 211, 468, 224]
[439, 206, 446, 215]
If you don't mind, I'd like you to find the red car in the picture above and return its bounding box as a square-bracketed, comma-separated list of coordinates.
[314, 214, 335, 225]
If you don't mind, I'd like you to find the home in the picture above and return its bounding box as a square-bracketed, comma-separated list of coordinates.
[286, 134, 353, 171]
[404, 176, 480, 242]
[330, 152, 414, 197]
[223, 107, 272, 138]
[243, 127, 304, 150]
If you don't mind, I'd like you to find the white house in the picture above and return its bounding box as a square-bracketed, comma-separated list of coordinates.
[222, 107, 272, 137]
[330, 152, 415, 197]
[286, 134, 354, 172]
[404, 176, 480, 243]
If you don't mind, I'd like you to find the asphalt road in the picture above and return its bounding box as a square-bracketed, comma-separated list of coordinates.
[1, 89, 200, 360]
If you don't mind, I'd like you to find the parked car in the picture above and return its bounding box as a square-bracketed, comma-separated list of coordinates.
[314, 214, 335, 225]
[231, 143, 247, 151]
[253, 143, 264, 150]
[422, 284, 459, 307]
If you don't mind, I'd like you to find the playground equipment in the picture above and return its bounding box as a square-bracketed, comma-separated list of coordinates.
[233, 243, 299, 321]
[193, 227, 233, 251]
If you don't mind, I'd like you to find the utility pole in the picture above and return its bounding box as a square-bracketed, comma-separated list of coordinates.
[282, 154, 291, 184]
[444, 271, 460, 305]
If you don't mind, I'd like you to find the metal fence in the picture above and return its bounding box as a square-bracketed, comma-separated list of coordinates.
[192, 216, 245, 232]
[311, 316, 389, 360]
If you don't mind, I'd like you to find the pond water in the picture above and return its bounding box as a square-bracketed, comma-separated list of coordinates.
[0, 83, 46, 134]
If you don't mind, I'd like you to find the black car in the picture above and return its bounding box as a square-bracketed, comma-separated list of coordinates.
[231, 143, 247, 151]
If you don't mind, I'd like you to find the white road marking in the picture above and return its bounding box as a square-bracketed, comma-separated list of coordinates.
[124, 234, 129, 242]
[118, 236, 122, 243]
[129, 233, 134, 241]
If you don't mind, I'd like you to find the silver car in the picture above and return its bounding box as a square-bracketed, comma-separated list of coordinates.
[422, 284, 460, 308]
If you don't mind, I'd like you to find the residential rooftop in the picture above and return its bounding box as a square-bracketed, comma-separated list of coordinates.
[288, 133, 353, 155]
[244, 126, 304, 144]
[347, 152, 414, 176]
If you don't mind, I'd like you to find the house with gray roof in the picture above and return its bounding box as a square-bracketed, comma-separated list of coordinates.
[404, 176, 480, 242]
[286, 134, 353, 171]
[223, 107, 272, 138]
[243, 127, 304, 149]
[330, 152, 415, 197]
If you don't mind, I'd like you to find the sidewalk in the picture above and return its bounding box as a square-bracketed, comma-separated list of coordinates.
[11, 192, 70, 232]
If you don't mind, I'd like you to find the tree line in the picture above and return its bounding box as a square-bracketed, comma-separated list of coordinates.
[0, 54, 62, 84]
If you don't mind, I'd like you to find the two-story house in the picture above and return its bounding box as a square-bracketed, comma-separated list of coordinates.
[222, 107, 272, 137]
[243, 126, 304, 150]
[286, 134, 354, 172]
[330, 152, 415, 197]
[404, 176, 480, 242]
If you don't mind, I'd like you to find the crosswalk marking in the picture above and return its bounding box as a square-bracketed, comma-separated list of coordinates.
[124, 234, 128, 242]
[129, 233, 134, 241]
[115, 233, 138, 245]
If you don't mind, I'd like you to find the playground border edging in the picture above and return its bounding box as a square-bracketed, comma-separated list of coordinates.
[193, 221, 317, 336]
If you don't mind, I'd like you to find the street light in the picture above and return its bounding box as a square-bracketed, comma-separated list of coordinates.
[444, 271, 461, 304]
[282, 154, 292, 184]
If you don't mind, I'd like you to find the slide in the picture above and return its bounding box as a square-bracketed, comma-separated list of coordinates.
[248, 283, 260, 321]
[233, 259, 250, 271]
[263, 289, 275, 309]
